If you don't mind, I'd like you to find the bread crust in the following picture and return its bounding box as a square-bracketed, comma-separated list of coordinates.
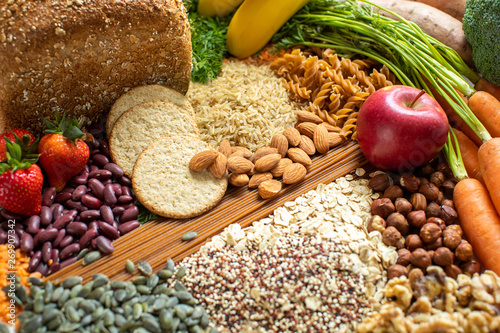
[0, 0, 192, 134]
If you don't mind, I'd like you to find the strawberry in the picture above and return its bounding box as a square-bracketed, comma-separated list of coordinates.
[38, 113, 90, 192]
[0, 138, 43, 216]
[0, 129, 36, 161]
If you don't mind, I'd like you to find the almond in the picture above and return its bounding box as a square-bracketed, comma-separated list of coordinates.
[218, 139, 232, 158]
[227, 156, 254, 174]
[228, 150, 245, 158]
[270, 134, 289, 158]
[232, 146, 252, 159]
[283, 127, 301, 146]
[209, 153, 227, 178]
[328, 132, 344, 148]
[296, 122, 317, 138]
[270, 158, 293, 178]
[298, 135, 316, 155]
[322, 122, 341, 133]
[248, 172, 273, 188]
[229, 173, 249, 187]
[313, 124, 329, 154]
[254, 153, 281, 172]
[189, 150, 218, 171]
[296, 111, 323, 124]
[287, 148, 312, 166]
[252, 147, 279, 163]
[247, 165, 256, 176]
[258, 179, 281, 199]
[282, 163, 307, 184]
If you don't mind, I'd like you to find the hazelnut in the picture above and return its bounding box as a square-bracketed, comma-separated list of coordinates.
[420, 223, 442, 243]
[442, 229, 462, 250]
[419, 163, 434, 176]
[441, 199, 455, 210]
[445, 265, 462, 279]
[419, 177, 430, 186]
[427, 217, 446, 230]
[460, 260, 482, 277]
[455, 241, 473, 261]
[382, 226, 402, 247]
[383, 185, 404, 202]
[367, 215, 386, 233]
[410, 193, 427, 211]
[430, 171, 445, 188]
[386, 212, 410, 235]
[419, 182, 440, 201]
[368, 173, 392, 192]
[440, 205, 458, 225]
[433, 247, 455, 266]
[425, 237, 443, 250]
[446, 224, 463, 237]
[387, 264, 408, 280]
[371, 198, 395, 219]
[406, 234, 424, 252]
[400, 174, 420, 193]
[410, 248, 432, 269]
[396, 248, 412, 266]
[407, 210, 427, 228]
[395, 197, 412, 216]
[425, 201, 441, 218]
[435, 191, 444, 205]
[441, 179, 456, 199]
[437, 161, 453, 179]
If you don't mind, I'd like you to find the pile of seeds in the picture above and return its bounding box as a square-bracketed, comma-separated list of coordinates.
[18, 260, 217, 333]
[179, 171, 399, 332]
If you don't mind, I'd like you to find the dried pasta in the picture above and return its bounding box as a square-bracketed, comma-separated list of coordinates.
[271, 48, 396, 139]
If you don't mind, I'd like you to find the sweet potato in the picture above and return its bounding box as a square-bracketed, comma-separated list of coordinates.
[367, 0, 473, 66]
[409, 0, 465, 21]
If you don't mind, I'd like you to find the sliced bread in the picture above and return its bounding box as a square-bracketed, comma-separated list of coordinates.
[106, 84, 195, 137]
[132, 136, 228, 219]
[109, 101, 199, 177]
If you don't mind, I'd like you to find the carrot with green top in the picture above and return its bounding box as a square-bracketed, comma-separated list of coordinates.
[451, 128, 483, 184]
[468, 91, 500, 138]
[478, 138, 500, 216]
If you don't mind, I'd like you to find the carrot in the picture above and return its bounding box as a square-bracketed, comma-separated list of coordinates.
[454, 178, 500, 276]
[409, 0, 465, 21]
[478, 138, 500, 216]
[468, 91, 500, 138]
[475, 78, 500, 102]
[451, 128, 483, 184]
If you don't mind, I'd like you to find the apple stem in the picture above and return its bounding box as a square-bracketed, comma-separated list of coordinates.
[409, 89, 426, 108]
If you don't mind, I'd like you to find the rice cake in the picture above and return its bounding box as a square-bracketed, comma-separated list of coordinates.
[132, 136, 228, 219]
[109, 101, 199, 177]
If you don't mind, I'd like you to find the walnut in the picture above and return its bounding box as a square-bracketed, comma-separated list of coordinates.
[386, 212, 410, 235]
[410, 248, 432, 269]
[371, 198, 395, 219]
[420, 223, 442, 243]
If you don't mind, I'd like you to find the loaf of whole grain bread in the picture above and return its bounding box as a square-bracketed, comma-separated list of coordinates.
[0, 0, 192, 134]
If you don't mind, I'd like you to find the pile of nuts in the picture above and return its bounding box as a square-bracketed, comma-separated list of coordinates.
[189, 111, 345, 199]
[366, 159, 482, 280]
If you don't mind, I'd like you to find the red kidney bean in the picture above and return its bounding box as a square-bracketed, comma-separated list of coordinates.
[35, 263, 48, 276]
[53, 212, 75, 229]
[42, 187, 57, 207]
[12, 233, 20, 248]
[118, 220, 140, 235]
[40, 206, 53, 227]
[95, 236, 114, 254]
[14, 222, 24, 234]
[100, 140, 110, 157]
[89, 169, 112, 181]
[79, 229, 98, 248]
[61, 187, 74, 193]
[112, 206, 125, 216]
[38, 228, 58, 244]
[0, 221, 8, 230]
[20, 233, 34, 253]
[55, 192, 72, 204]
[120, 206, 139, 223]
[47, 262, 60, 275]
[60, 256, 77, 269]
[103, 184, 117, 206]
[81, 194, 102, 210]
[1, 209, 23, 220]
[117, 195, 133, 204]
[51, 203, 64, 220]
[98, 221, 119, 240]
[100, 206, 114, 224]
[102, 179, 113, 186]
[90, 149, 100, 156]
[88, 178, 105, 200]
[111, 183, 122, 197]
[72, 185, 88, 201]
[112, 220, 119, 230]
[80, 210, 101, 222]
[66, 222, 87, 237]
[90, 238, 98, 249]
[118, 176, 132, 187]
[50, 249, 59, 264]
[62, 208, 69, 215]
[93, 154, 109, 168]
[121, 186, 132, 197]
[0, 229, 6, 243]
[65, 200, 87, 212]
[73, 169, 90, 185]
[53, 229, 66, 248]
[42, 242, 52, 263]
[59, 235, 74, 249]
[90, 137, 100, 149]
[29, 251, 42, 272]
[104, 163, 124, 178]
[88, 221, 99, 234]
[90, 164, 99, 172]
[26, 215, 41, 234]
[33, 229, 42, 247]
[60, 242, 80, 260]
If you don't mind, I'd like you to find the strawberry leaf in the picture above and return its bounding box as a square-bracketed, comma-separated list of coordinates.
[0, 139, 39, 174]
[41, 112, 84, 144]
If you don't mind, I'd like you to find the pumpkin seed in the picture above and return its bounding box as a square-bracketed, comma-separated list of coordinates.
[114, 313, 127, 327]
[153, 297, 167, 311]
[92, 274, 109, 288]
[46, 314, 63, 330]
[147, 275, 159, 289]
[142, 302, 149, 313]
[103, 309, 115, 326]
[91, 306, 104, 322]
[79, 300, 96, 313]
[70, 284, 83, 299]
[78, 285, 92, 298]
[209, 328, 219, 333]
[16, 285, 28, 303]
[11, 294, 23, 307]
[192, 306, 204, 319]
[142, 316, 161, 333]
[132, 328, 149, 333]
[122, 304, 133, 317]
[42, 307, 60, 323]
[174, 304, 187, 321]
[51, 286, 64, 303]
[176, 291, 193, 302]
[175, 265, 187, 279]
[89, 286, 105, 300]
[30, 285, 41, 297]
[80, 314, 92, 326]
[83, 251, 101, 265]
[200, 313, 210, 328]
[152, 284, 171, 295]
[159, 308, 173, 329]
[166, 296, 179, 308]
[181, 231, 198, 241]
[23, 314, 43, 331]
[62, 276, 83, 289]
[137, 260, 153, 276]
[125, 259, 135, 274]
[109, 326, 119, 333]
[114, 289, 127, 302]
[0, 323, 8, 333]
[33, 295, 44, 313]
[77, 248, 89, 260]
[185, 317, 200, 326]
[174, 280, 188, 292]
[132, 276, 147, 285]
[133, 303, 143, 320]
[186, 298, 197, 306]
[157, 269, 173, 279]
[166, 258, 176, 272]
[104, 293, 112, 308]
[66, 305, 81, 322]
[43, 281, 53, 303]
[28, 276, 43, 286]
[110, 281, 127, 289]
[136, 285, 151, 295]
[59, 321, 81, 332]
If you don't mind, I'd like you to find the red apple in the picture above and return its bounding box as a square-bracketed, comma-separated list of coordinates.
[357, 85, 449, 171]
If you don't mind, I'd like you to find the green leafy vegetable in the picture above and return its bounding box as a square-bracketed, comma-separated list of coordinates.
[136, 201, 158, 224]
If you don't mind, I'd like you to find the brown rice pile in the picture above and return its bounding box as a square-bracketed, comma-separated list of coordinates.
[186, 61, 303, 152]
